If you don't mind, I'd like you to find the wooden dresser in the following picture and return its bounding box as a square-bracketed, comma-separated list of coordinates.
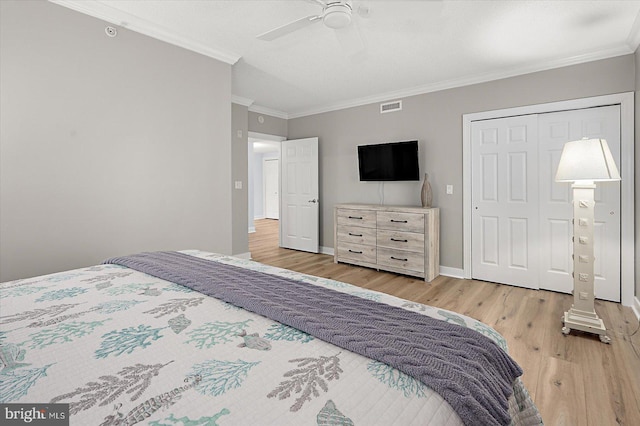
[334, 204, 439, 282]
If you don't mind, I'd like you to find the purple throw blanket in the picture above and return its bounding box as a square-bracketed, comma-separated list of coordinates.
[104, 251, 522, 426]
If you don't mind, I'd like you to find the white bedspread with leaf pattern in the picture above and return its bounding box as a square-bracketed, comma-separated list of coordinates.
[0, 250, 542, 425]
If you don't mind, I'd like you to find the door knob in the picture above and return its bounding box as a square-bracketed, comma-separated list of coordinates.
[308, 199, 318, 203]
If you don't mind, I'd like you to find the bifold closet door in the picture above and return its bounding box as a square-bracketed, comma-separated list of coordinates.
[471, 115, 540, 289]
[471, 106, 621, 301]
[538, 105, 621, 302]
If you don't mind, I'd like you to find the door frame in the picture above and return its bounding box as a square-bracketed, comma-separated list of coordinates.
[462, 92, 635, 306]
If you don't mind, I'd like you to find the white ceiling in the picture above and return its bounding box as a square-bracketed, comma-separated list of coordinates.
[53, 0, 640, 118]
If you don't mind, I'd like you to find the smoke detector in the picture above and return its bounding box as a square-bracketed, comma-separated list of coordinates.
[105, 26, 117, 37]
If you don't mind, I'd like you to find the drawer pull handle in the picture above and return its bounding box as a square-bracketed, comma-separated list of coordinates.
[349, 232, 363, 237]
[390, 256, 408, 262]
[349, 249, 363, 254]
[390, 238, 408, 242]
[348, 216, 363, 220]
[390, 219, 408, 223]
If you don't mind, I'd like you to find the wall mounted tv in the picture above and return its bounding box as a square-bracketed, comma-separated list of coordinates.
[358, 140, 419, 181]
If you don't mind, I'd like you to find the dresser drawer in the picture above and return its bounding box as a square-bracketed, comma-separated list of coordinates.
[337, 243, 376, 264]
[377, 211, 425, 233]
[377, 229, 424, 253]
[337, 208, 377, 228]
[377, 247, 425, 274]
[337, 225, 377, 246]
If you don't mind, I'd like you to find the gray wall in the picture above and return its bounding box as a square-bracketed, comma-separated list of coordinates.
[248, 111, 288, 136]
[232, 103, 249, 255]
[288, 55, 636, 270]
[0, 0, 233, 281]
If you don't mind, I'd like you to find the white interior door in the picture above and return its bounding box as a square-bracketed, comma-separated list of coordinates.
[538, 106, 621, 302]
[280, 137, 319, 253]
[471, 115, 540, 289]
[264, 158, 279, 219]
[471, 106, 621, 301]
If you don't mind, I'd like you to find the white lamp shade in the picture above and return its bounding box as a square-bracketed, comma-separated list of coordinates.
[555, 138, 621, 182]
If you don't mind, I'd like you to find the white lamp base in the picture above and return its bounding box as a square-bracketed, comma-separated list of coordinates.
[562, 308, 611, 344]
[560, 182, 611, 344]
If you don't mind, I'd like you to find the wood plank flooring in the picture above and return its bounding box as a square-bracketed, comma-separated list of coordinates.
[249, 219, 640, 425]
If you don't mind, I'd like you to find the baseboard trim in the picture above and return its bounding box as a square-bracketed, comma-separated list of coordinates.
[248, 227, 256, 234]
[439, 266, 465, 279]
[633, 296, 640, 322]
[233, 252, 252, 260]
[320, 246, 335, 256]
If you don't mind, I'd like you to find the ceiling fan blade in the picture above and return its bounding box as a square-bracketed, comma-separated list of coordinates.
[257, 15, 322, 41]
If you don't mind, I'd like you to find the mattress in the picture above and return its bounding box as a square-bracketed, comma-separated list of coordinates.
[0, 250, 542, 425]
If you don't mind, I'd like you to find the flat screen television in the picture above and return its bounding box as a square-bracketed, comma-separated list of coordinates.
[358, 140, 419, 181]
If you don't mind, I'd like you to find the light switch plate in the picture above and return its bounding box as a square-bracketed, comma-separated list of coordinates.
[446, 185, 453, 195]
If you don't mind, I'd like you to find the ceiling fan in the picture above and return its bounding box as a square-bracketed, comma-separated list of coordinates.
[257, 0, 370, 41]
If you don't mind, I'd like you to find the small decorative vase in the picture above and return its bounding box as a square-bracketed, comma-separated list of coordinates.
[421, 173, 432, 208]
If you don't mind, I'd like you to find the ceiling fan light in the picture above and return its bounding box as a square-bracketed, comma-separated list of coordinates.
[323, 4, 352, 29]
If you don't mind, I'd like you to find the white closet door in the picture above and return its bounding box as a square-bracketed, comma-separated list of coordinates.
[471, 115, 539, 289]
[538, 106, 621, 302]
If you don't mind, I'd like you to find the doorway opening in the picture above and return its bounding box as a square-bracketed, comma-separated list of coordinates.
[248, 133, 320, 255]
[248, 133, 283, 236]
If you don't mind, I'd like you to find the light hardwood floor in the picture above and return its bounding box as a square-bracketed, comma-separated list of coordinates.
[249, 219, 640, 426]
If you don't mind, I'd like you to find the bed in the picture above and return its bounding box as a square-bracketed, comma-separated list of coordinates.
[0, 250, 542, 425]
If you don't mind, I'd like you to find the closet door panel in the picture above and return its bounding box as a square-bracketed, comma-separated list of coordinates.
[538, 106, 621, 302]
[471, 115, 539, 289]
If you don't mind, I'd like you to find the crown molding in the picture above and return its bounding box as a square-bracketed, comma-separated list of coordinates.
[50, 0, 638, 120]
[231, 95, 254, 107]
[287, 46, 634, 119]
[50, 0, 241, 65]
[248, 104, 289, 120]
[626, 11, 640, 52]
